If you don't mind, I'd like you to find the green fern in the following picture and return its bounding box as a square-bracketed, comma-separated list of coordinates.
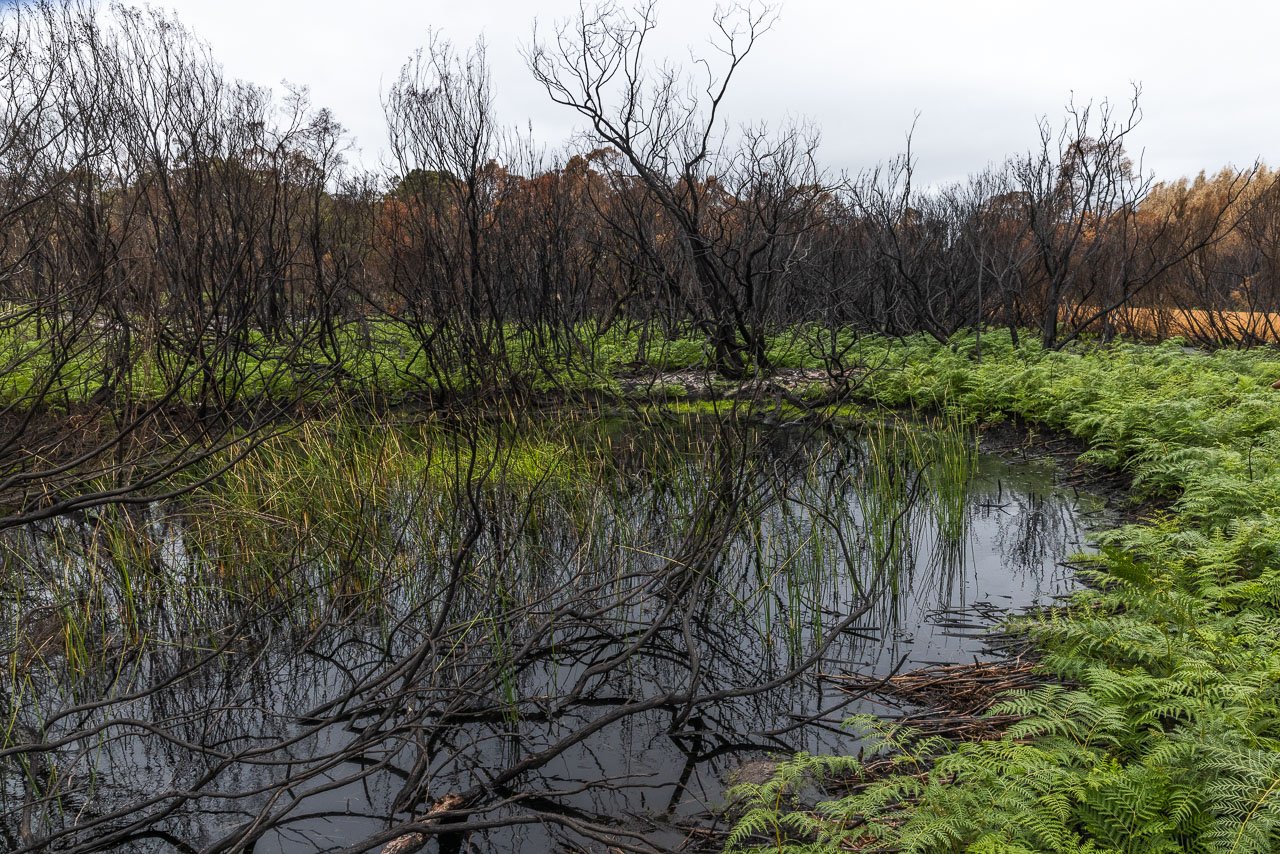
[728, 332, 1280, 854]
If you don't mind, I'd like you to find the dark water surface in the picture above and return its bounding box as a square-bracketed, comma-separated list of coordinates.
[1, 419, 1103, 853]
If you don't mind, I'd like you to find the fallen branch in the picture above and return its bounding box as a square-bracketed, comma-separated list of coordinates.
[380, 793, 467, 854]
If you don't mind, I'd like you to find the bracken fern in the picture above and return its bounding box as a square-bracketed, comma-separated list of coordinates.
[729, 331, 1280, 853]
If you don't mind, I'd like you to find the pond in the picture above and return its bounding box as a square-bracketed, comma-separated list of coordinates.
[0, 415, 1103, 853]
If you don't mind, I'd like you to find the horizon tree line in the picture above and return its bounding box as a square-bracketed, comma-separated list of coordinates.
[0, 0, 1272, 519]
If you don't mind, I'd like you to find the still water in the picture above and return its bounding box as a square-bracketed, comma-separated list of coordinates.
[1, 418, 1103, 853]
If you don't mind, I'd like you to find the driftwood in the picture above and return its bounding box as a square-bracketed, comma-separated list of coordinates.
[379, 793, 467, 854]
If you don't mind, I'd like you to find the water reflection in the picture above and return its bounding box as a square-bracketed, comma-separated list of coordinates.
[0, 418, 1101, 853]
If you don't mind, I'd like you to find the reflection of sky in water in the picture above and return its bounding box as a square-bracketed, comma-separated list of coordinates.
[1, 430, 1105, 853]
[856, 453, 1102, 675]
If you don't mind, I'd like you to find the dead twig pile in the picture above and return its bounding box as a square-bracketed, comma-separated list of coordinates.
[831, 657, 1049, 743]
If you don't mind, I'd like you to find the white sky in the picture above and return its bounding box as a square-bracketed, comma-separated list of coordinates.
[157, 0, 1280, 185]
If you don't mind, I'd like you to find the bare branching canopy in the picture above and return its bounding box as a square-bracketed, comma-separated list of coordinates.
[1, 2, 1280, 851]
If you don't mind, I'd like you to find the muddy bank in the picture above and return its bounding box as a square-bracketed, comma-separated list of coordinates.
[975, 415, 1160, 524]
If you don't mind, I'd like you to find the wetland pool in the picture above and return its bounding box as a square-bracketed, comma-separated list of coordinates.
[0, 417, 1104, 853]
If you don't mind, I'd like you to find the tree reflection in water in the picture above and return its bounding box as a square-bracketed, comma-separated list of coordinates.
[0, 416, 1100, 853]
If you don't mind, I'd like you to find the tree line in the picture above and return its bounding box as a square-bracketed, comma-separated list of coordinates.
[0, 0, 1274, 518]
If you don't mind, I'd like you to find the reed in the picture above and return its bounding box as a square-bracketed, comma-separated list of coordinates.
[2, 396, 999, 852]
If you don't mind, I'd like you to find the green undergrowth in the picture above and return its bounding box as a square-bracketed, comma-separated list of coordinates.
[728, 331, 1280, 853]
[0, 315, 849, 410]
[176, 413, 623, 587]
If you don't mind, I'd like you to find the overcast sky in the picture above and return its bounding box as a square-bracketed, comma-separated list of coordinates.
[155, 0, 1279, 185]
